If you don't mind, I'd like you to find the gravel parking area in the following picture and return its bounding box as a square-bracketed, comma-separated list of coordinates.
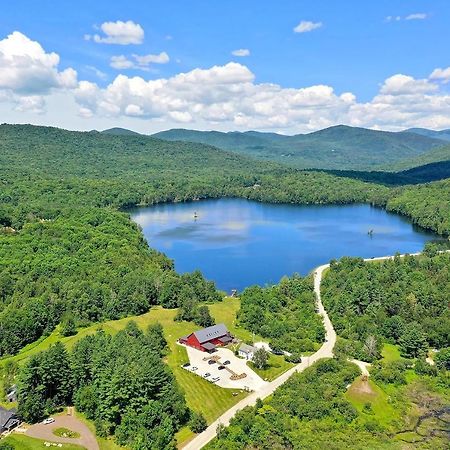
[182, 344, 267, 391]
[25, 414, 99, 450]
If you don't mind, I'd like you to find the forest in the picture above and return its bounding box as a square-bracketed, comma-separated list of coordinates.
[238, 275, 324, 355]
[0, 124, 449, 449]
[206, 356, 450, 450]
[0, 124, 449, 358]
[16, 321, 188, 449]
[321, 249, 450, 362]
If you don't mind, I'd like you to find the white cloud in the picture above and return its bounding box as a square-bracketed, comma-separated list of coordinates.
[380, 74, 437, 95]
[386, 13, 428, 22]
[429, 67, 450, 83]
[72, 62, 450, 132]
[1, 31, 450, 133]
[110, 55, 134, 69]
[110, 52, 169, 70]
[405, 13, 428, 20]
[86, 20, 144, 45]
[294, 21, 322, 33]
[232, 49, 250, 57]
[0, 31, 77, 112]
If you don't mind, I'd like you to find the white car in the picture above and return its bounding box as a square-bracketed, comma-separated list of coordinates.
[211, 376, 220, 382]
[190, 366, 198, 372]
[43, 417, 55, 424]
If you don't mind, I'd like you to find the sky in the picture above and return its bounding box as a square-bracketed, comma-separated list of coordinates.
[0, 0, 449, 134]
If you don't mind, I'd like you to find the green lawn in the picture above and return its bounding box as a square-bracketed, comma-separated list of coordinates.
[248, 354, 294, 381]
[381, 343, 402, 363]
[0, 297, 252, 447]
[345, 376, 402, 429]
[1, 434, 86, 450]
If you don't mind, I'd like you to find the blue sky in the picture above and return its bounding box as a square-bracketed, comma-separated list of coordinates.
[0, 0, 449, 133]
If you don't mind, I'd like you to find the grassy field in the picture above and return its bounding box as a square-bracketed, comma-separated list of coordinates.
[381, 343, 402, 363]
[248, 354, 293, 381]
[345, 376, 401, 429]
[0, 297, 257, 447]
[0, 434, 86, 450]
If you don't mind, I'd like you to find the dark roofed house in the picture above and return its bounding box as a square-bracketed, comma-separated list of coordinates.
[0, 406, 20, 434]
[180, 323, 233, 352]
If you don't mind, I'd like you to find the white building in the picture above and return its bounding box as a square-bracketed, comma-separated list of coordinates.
[238, 343, 257, 360]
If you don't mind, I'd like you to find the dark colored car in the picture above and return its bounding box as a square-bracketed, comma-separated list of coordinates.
[208, 359, 216, 365]
[223, 360, 231, 365]
[182, 363, 190, 368]
[218, 365, 225, 370]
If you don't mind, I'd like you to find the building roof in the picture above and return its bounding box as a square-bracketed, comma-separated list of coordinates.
[193, 323, 229, 344]
[0, 406, 17, 428]
[202, 342, 216, 351]
[239, 343, 257, 354]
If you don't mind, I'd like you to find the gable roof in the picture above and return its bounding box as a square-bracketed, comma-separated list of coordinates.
[193, 323, 229, 343]
[239, 343, 257, 354]
[0, 406, 17, 428]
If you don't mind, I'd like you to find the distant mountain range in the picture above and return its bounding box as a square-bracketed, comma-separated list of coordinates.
[405, 128, 450, 142]
[153, 125, 448, 171]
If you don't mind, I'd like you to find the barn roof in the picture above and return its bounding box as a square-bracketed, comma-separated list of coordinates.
[194, 323, 229, 343]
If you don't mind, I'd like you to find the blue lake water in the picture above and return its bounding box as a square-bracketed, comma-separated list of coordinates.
[129, 199, 440, 292]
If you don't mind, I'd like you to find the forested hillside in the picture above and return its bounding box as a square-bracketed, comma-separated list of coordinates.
[322, 251, 450, 362]
[17, 321, 188, 448]
[206, 357, 450, 449]
[154, 125, 444, 170]
[238, 276, 324, 355]
[0, 124, 449, 359]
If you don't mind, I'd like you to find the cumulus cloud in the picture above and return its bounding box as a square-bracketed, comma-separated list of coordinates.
[72, 61, 450, 131]
[85, 20, 144, 45]
[294, 21, 322, 33]
[0, 31, 77, 112]
[1, 31, 450, 132]
[429, 67, 450, 83]
[231, 49, 250, 57]
[110, 52, 169, 70]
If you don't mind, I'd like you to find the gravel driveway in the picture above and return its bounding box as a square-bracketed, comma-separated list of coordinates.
[25, 414, 99, 450]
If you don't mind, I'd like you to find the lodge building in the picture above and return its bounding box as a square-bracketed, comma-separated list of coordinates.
[179, 323, 233, 352]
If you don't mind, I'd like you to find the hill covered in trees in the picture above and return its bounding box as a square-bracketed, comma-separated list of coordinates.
[17, 321, 188, 448]
[405, 127, 450, 142]
[0, 123, 449, 359]
[321, 251, 450, 362]
[154, 125, 445, 171]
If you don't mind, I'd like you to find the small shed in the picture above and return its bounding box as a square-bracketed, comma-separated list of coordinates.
[238, 343, 257, 360]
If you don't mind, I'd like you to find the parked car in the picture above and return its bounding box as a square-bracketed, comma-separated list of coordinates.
[182, 363, 190, 368]
[223, 360, 231, 365]
[191, 366, 198, 371]
[43, 418, 55, 424]
[208, 359, 216, 365]
[211, 376, 220, 382]
[218, 365, 225, 370]
[203, 373, 211, 378]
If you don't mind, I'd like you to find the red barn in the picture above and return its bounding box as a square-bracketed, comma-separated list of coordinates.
[180, 323, 233, 352]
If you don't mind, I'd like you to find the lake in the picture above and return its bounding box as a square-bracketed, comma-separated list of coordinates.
[129, 199, 440, 292]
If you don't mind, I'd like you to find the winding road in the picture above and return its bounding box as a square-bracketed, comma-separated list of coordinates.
[183, 251, 441, 449]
